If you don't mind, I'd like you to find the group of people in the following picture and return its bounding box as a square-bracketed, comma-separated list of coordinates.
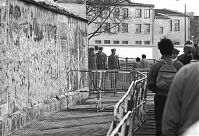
[132, 54, 150, 69]
[88, 45, 120, 70]
[147, 38, 199, 136]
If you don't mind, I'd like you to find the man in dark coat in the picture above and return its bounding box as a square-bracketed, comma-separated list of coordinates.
[177, 41, 194, 65]
[96, 47, 107, 70]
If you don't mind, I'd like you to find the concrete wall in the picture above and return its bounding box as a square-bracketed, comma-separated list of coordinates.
[0, 0, 88, 135]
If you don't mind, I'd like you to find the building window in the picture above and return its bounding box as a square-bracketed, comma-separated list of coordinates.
[104, 40, 110, 44]
[102, 8, 110, 18]
[103, 23, 110, 33]
[95, 40, 101, 44]
[170, 20, 172, 31]
[113, 8, 119, 18]
[122, 8, 128, 19]
[135, 9, 142, 18]
[136, 24, 142, 33]
[174, 20, 180, 31]
[174, 42, 180, 45]
[113, 23, 120, 33]
[122, 23, 128, 33]
[160, 27, 164, 34]
[144, 9, 150, 18]
[144, 41, 150, 45]
[136, 41, 142, 44]
[145, 24, 150, 33]
[122, 41, 128, 44]
[113, 41, 119, 44]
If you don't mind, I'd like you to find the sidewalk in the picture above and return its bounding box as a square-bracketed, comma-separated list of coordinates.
[10, 93, 124, 136]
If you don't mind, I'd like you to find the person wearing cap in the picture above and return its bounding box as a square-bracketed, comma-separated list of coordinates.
[177, 41, 194, 65]
[96, 47, 107, 70]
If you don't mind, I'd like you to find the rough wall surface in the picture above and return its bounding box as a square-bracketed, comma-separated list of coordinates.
[0, 0, 88, 135]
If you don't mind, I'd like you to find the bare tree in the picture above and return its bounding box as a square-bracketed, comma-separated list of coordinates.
[86, 0, 131, 40]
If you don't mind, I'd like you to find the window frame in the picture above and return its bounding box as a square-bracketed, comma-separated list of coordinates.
[113, 7, 120, 18]
[104, 40, 110, 44]
[135, 9, 142, 18]
[145, 23, 150, 33]
[122, 23, 128, 33]
[144, 9, 150, 18]
[136, 24, 142, 33]
[174, 20, 180, 31]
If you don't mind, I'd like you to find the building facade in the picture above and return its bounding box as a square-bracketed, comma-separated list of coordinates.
[88, 1, 190, 59]
[88, 1, 155, 46]
[190, 15, 199, 44]
[154, 9, 190, 46]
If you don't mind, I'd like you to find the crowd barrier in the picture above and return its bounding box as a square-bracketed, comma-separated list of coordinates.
[107, 69, 149, 136]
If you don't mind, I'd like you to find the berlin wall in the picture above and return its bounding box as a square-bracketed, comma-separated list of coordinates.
[0, 0, 88, 135]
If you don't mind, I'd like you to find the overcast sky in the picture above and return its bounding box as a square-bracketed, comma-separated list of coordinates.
[131, 0, 199, 16]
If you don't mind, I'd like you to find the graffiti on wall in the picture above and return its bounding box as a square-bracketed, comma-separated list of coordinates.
[0, 0, 87, 116]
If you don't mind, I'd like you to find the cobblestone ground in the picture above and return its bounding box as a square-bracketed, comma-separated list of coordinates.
[10, 93, 124, 136]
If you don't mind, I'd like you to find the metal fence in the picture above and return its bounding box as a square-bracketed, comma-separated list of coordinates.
[88, 70, 136, 93]
[107, 70, 148, 136]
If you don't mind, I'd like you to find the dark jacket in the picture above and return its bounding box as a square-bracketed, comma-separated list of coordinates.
[96, 52, 107, 70]
[88, 53, 97, 70]
[177, 53, 192, 65]
[108, 54, 120, 69]
[147, 56, 183, 96]
[162, 62, 199, 136]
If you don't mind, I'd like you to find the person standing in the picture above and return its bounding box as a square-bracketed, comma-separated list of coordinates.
[139, 54, 150, 69]
[147, 38, 183, 136]
[132, 57, 141, 69]
[108, 49, 120, 89]
[88, 47, 97, 70]
[177, 40, 194, 65]
[108, 48, 120, 70]
[172, 48, 180, 59]
[162, 62, 199, 136]
[96, 47, 107, 70]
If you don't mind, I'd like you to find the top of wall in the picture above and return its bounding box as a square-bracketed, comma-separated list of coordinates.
[86, 0, 154, 7]
[22, 0, 87, 22]
[155, 8, 189, 17]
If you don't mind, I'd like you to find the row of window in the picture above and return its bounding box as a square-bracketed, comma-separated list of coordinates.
[96, 23, 128, 33]
[159, 20, 181, 34]
[94, 7, 151, 19]
[95, 40, 151, 45]
[96, 23, 152, 33]
[135, 9, 151, 18]
[95, 40, 128, 44]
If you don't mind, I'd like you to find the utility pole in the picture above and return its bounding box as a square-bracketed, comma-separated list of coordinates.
[184, 3, 186, 42]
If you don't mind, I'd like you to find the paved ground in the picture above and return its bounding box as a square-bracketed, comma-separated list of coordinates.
[10, 93, 124, 136]
[10, 93, 155, 136]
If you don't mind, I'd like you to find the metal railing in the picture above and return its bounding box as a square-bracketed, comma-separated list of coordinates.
[71, 69, 137, 112]
[107, 69, 148, 136]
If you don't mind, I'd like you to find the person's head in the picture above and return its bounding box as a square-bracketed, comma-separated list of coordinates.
[172, 48, 180, 59]
[111, 48, 116, 55]
[136, 57, 140, 62]
[192, 46, 199, 60]
[142, 54, 146, 59]
[194, 43, 198, 48]
[94, 45, 99, 51]
[98, 47, 103, 53]
[184, 40, 194, 54]
[89, 47, 94, 55]
[158, 38, 174, 56]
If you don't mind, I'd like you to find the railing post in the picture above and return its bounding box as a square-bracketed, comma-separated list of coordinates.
[125, 57, 128, 69]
